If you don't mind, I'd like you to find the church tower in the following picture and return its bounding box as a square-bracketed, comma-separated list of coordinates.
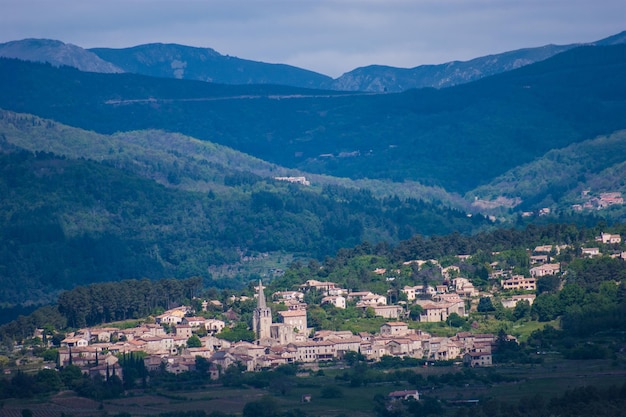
[253, 280, 272, 341]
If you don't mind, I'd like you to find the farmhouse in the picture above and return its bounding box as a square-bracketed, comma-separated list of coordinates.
[370, 304, 404, 318]
[388, 390, 420, 401]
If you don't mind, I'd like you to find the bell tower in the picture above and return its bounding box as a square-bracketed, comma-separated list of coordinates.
[253, 280, 272, 341]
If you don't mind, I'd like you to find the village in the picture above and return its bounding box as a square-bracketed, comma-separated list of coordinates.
[49, 232, 624, 384]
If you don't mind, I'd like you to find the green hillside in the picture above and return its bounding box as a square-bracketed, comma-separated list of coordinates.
[1, 44, 625, 193]
[470, 130, 626, 212]
[0, 112, 490, 305]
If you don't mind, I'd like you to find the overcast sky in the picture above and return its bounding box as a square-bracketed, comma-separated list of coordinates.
[1, 0, 624, 78]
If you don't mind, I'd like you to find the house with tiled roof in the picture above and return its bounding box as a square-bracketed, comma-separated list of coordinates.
[581, 247, 601, 257]
[61, 336, 89, 348]
[501, 275, 536, 291]
[370, 304, 404, 319]
[597, 232, 622, 244]
[380, 322, 409, 337]
[530, 263, 560, 278]
[182, 316, 206, 328]
[321, 295, 346, 309]
[299, 280, 337, 294]
[388, 390, 420, 401]
[279, 309, 308, 334]
[463, 351, 492, 367]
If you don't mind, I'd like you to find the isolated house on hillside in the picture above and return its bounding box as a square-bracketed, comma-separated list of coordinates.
[530, 263, 560, 278]
[534, 245, 554, 253]
[597, 233, 622, 244]
[581, 247, 600, 257]
[388, 390, 420, 401]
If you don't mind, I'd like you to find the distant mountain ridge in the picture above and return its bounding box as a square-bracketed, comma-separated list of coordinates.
[332, 30, 626, 92]
[89, 43, 333, 89]
[2, 44, 625, 193]
[1, 31, 624, 92]
[331, 44, 575, 92]
[0, 38, 123, 73]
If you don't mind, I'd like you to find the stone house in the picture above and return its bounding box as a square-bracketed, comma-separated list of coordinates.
[279, 309, 308, 334]
[380, 322, 409, 337]
[204, 319, 226, 333]
[371, 304, 404, 318]
[463, 351, 492, 367]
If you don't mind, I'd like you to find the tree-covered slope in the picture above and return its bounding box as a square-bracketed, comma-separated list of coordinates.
[1, 45, 625, 193]
[469, 130, 626, 212]
[0, 113, 490, 305]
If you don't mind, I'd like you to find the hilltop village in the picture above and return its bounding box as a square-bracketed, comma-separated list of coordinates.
[50, 232, 625, 381]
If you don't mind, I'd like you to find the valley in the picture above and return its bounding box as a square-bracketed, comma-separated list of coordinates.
[0, 30, 626, 417]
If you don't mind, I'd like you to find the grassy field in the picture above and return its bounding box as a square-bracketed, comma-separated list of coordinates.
[4, 355, 625, 417]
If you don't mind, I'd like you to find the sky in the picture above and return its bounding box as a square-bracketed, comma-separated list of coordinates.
[1, 0, 624, 78]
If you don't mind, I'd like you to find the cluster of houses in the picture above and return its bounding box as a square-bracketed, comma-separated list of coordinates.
[58, 315, 497, 381]
[52, 232, 623, 381]
[572, 191, 624, 211]
[58, 308, 229, 379]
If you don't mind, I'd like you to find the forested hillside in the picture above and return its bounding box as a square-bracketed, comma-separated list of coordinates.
[1, 44, 626, 192]
[470, 130, 626, 211]
[4, 222, 625, 345]
[0, 136, 488, 305]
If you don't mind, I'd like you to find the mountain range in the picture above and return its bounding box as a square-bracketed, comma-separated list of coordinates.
[2, 30, 625, 92]
[1, 42, 626, 193]
[0, 31, 625, 305]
